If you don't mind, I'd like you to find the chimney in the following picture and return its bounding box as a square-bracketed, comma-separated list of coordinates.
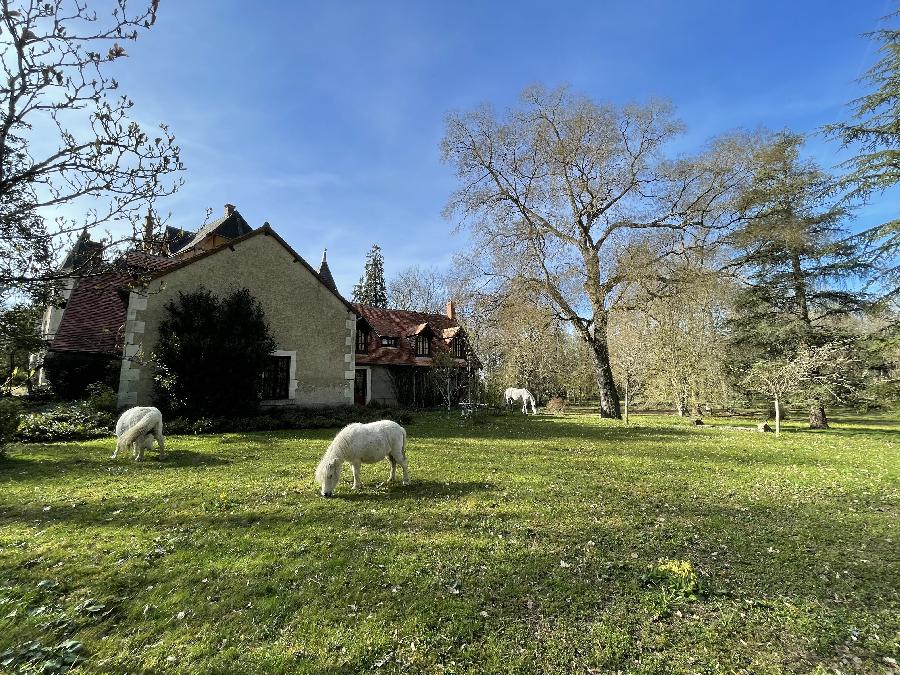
[446, 299, 456, 320]
[224, 203, 236, 217]
[143, 210, 154, 250]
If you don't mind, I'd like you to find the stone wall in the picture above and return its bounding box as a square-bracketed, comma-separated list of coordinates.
[117, 231, 356, 408]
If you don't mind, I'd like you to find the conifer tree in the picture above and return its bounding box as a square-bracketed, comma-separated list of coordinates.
[825, 10, 900, 300]
[352, 245, 388, 307]
[728, 132, 869, 427]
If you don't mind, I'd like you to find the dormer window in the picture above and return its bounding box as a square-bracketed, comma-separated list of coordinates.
[415, 334, 431, 357]
[356, 328, 368, 354]
[453, 337, 466, 358]
[381, 336, 398, 347]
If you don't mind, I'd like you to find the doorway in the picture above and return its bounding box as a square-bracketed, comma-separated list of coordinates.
[354, 368, 368, 405]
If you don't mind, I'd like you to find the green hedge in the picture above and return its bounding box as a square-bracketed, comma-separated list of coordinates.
[13, 403, 413, 443]
[16, 402, 114, 443]
[165, 406, 414, 435]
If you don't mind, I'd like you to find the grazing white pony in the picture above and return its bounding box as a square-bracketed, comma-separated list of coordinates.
[315, 420, 409, 497]
[113, 406, 165, 461]
[505, 387, 537, 415]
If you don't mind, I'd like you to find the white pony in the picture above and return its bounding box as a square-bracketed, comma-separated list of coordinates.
[505, 387, 537, 415]
[315, 420, 409, 497]
[113, 406, 165, 461]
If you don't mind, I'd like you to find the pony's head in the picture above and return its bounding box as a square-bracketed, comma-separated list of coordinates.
[315, 448, 342, 497]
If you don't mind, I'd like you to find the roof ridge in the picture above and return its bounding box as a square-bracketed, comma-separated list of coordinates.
[149, 224, 357, 314]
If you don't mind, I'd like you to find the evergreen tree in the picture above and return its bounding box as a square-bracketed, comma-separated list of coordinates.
[825, 10, 900, 300]
[728, 132, 869, 427]
[154, 288, 277, 417]
[352, 244, 388, 307]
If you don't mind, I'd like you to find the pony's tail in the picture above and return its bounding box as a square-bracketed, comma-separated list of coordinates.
[116, 410, 158, 457]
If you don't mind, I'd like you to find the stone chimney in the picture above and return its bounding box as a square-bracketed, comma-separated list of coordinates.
[224, 203, 236, 217]
[143, 210, 154, 251]
[446, 299, 456, 320]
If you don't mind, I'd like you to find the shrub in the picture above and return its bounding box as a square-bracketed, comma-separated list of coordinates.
[164, 406, 413, 435]
[0, 398, 22, 458]
[86, 382, 118, 414]
[42, 351, 119, 400]
[154, 287, 277, 418]
[16, 402, 113, 443]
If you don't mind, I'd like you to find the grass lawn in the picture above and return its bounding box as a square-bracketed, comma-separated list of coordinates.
[1, 411, 898, 674]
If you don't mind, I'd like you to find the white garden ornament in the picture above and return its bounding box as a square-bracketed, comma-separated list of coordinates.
[315, 420, 409, 497]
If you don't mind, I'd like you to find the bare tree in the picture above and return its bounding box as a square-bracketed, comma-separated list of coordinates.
[388, 265, 448, 313]
[742, 342, 855, 435]
[608, 310, 650, 425]
[0, 0, 183, 301]
[442, 85, 751, 418]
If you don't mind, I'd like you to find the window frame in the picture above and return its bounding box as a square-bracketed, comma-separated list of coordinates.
[261, 354, 292, 400]
[452, 337, 466, 359]
[356, 327, 368, 354]
[381, 336, 398, 348]
[415, 334, 431, 357]
[260, 349, 297, 403]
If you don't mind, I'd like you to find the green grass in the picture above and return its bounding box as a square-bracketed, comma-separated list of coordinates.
[1, 412, 898, 674]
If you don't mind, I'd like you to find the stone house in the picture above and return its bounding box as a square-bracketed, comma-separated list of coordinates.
[39, 205, 474, 409]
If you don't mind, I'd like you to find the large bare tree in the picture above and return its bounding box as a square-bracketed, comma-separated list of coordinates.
[442, 85, 750, 418]
[0, 0, 182, 301]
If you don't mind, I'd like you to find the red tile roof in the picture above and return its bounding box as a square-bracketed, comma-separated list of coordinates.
[352, 303, 470, 367]
[50, 253, 180, 355]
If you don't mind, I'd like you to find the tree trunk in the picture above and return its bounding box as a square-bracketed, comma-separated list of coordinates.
[589, 317, 622, 419]
[791, 253, 811, 326]
[809, 400, 828, 429]
[624, 379, 630, 426]
[774, 394, 781, 436]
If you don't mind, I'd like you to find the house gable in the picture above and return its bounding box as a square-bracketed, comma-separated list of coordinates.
[118, 227, 357, 407]
[352, 303, 472, 367]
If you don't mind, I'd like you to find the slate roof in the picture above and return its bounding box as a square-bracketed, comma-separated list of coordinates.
[164, 225, 196, 254]
[60, 230, 103, 273]
[352, 303, 470, 367]
[177, 210, 253, 252]
[317, 250, 338, 294]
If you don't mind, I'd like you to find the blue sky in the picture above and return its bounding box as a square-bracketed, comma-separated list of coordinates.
[114, 0, 895, 293]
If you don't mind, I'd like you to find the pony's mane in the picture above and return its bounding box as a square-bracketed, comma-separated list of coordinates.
[314, 424, 357, 484]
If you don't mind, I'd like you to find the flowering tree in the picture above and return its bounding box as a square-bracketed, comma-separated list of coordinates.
[742, 342, 855, 435]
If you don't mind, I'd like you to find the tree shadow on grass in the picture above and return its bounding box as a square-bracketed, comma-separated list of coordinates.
[333, 479, 496, 502]
[0, 448, 231, 483]
[415, 416, 699, 445]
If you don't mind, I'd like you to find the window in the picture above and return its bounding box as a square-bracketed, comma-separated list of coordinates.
[356, 328, 368, 354]
[415, 334, 431, 357]
[453, 337, 466, 358]
[381, 336, 398, 347]
[261, 355, 291, 400]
